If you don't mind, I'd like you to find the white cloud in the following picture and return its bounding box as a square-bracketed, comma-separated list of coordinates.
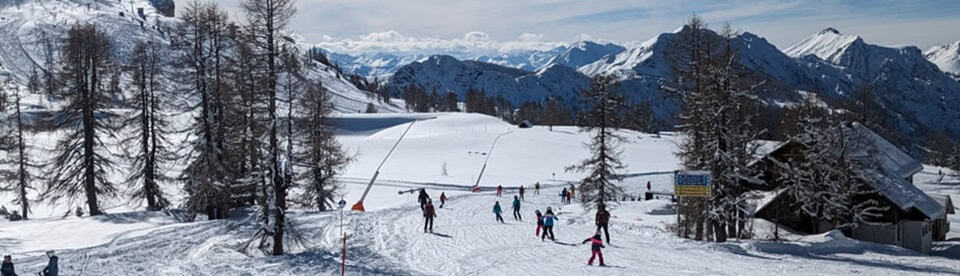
[518, 32, 544, 42]
[464, 31, 491, 42]
[313, 31, 571, 56]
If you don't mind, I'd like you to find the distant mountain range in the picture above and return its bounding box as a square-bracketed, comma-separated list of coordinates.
[327, 26, 960, 148]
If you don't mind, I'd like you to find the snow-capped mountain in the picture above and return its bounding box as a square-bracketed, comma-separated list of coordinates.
[321, 47, 572, 78]
[925, 41, 960, 77]
[387, 25, 960, 144]
[0, 0, 399, 113]
[539, 41, 625, 72]
[785, 28, 960, 136]
[385, 55, 590, 104]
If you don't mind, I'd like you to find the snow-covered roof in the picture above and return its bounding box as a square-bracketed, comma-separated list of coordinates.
[753, 123, 942, 219]
[849, 123, 923, 179]
[867, 170, 944, 219]
[930, 194, 955, 215]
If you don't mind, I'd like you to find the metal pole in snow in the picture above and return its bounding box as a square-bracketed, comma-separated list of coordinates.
[353, 120, 418, 211]
[473, 130, 514, 188]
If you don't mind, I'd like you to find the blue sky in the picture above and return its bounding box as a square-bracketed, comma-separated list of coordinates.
[176, 0, 960, 53]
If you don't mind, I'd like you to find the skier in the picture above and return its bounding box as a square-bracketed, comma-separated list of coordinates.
[417, 189, 430, 211]
[595, 205, 611, 244]
[496, 185, 503, 197]
[541, 207, 557, 241]
[534, 182, 541, 195]
[493, 201, 505, 223]
[569, 184, 576, 201]
[439, 192, 447, 208]
[423, 199, 436, 233]
[560, 188, 568, 204]
[41, 251, 57, 276]
[512, 196, 522, 221]
[646, 181, 651, 191]
[581, 232, 606, 266]
[1, 255, 15, 276]
[535, 210, 544, 236]
[519, 185, 525, 201]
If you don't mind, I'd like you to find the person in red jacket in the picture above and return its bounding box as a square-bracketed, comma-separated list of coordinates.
[535, 210, 544, 236]
[595, 205, 611, 244]
[581, 232, 606, 266]
[423, 199, 437, 233]
[496, 185, 503, 197]
[439, 192, 448, 208]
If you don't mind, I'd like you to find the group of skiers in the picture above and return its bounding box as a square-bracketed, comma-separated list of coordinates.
[419, 189, 449, 233]
[559, 184, 576, 204]
[1, 250, 59, 276]
[418, 183, 611, 266]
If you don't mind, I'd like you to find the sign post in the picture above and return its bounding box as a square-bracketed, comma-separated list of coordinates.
[674, 171, 712, 238]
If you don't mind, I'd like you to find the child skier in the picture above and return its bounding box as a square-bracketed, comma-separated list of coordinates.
[512, 196, 522, 221]
[496, 185, 503, 197]
[541, 207, 557, 241]
[535, 210, 544, 236]
[439, 192, 447, 208]
[493, 201, 505, 223]
[569, 184, 576, 201]
[535, 182, 541, 195]
[581, 232, 606, 266]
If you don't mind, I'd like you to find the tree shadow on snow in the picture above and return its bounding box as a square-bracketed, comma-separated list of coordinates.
[0, 238, 21, 251]
[931, 242, 960, 260]
[286, 247, 416, 275]
[748, 241, 960, 274]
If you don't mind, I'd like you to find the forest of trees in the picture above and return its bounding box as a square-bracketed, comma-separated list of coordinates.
[0, 0, 350, 256]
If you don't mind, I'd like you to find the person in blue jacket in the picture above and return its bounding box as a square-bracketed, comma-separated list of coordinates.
[541, 207, 558, 241]
[493, 201, 504, 223]
[511, 196, 522, 221]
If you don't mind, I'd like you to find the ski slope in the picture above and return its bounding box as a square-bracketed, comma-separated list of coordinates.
[0, 112, 957, 275]
[333, 112, 681, 211]
[1, 184, 959, 275]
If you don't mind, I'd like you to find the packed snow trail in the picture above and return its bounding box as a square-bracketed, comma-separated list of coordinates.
[2, 185, 960, 275]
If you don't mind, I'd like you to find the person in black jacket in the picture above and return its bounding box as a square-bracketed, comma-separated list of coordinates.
[417, 189, 430, 211]
[1, 255, 15, 276]
[595, 205, 611, 244]
[42, 250, 57, 276]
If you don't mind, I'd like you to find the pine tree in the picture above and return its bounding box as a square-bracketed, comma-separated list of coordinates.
[773, 99, 889, 233]
[566, 75, 626, 209]
[241, 0, 297, 256]
[171, 1, 234, 220]
[0, 87, 39, 219]
[44, 23, 118, 216]
[121, 40, 174, 211]
[294, 79, 350, 211]
[666, 19, 765, 241]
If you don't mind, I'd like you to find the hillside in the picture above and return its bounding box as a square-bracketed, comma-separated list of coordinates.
[0, 113, 958, 274]
[0, 0, 401, 114]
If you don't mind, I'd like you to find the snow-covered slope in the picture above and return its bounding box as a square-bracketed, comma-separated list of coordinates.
[925, 41, 960, 76]
[0, 0, 400, 114]
[385, 55, 590, 104]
